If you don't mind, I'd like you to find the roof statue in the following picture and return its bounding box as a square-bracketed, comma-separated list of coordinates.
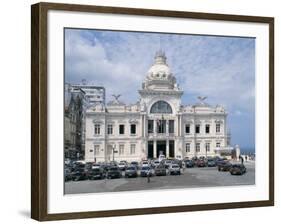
[112, 94, 121, 102]
[107, 94, 125, 106]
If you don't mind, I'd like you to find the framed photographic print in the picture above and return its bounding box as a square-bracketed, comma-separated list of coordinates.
[31, 2, 274, 221]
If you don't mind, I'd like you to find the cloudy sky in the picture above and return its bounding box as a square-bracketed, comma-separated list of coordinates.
[65, 28, 255, 151]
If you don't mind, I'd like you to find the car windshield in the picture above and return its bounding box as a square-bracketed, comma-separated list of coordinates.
[142, 167, 150, 170]
[126, 167, 135, 171]
[109, 167, 118, 171]
[172, 165, 179, 168]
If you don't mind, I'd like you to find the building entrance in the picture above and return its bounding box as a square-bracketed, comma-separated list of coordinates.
[157, 141, 166, 158]
[147, 141, 153, 159]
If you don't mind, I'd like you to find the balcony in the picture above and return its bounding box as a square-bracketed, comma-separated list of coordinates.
[147, 132, 175, 139]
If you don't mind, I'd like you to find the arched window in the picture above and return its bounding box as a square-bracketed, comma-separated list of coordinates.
[150, 101, 172, 114]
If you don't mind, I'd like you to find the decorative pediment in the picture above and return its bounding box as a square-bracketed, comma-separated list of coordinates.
[129, 119, 139, 124]
[92, 119, 104, 124]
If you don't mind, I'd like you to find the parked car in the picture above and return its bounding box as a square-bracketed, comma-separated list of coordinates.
[141, 160, 150, 168]
[107, 167, 122, 179]
[152, 160, 160, 168]
[155, 165, 167, 176]
[162, 159, 172, 169]
[184, 159, 194, 168]
[215, 158, 225, 166]
[100, 163, 111, 172]
[207, 159, 216, 167]
[88, 168, 105, 180]
[118, 162, 127, 171]
[130, 161, 139, 169]
[171, 159, 183, 168]
[169, 164, 181, 175]
[125, 166, 138, 178]
[196, 159, 206, 167]
[140, 166, 153, 177]
[229, 164, 247, 175]
[72, 168, 88, 181]
[218, 161, 232, 171]
[64, 169, 74, 182]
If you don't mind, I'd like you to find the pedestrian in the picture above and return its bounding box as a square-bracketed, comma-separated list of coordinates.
[245, 155, 248, 162]
[239, 155, 244, 164]
[147, 169, 151, 183]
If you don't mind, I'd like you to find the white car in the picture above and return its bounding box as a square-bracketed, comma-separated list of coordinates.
[118, 162, 127, 171]
[92, 163, 100, 169]
[153, 160, 160, 167]
[141, 161, 150, 167]
[169, 164, 181, 175]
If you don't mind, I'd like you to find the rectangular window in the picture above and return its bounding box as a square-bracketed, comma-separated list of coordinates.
[216, 123, 221, 133]
[196, 143, 200, 152]
[130, 144, 136, 154]
[148, 120, 154, 133]
[169, 120, 174, 133]
[119, 124, 125, 135]
[107, 124, 113, 135]
[94, 124, 100, 135]
[205, 143, 210, 152]
[195, 124, 200, 134]
[216, 142, 221, 148]
[157, 120, 166, 133]
[119, 144, 124, 155]
[205, 124, 210, 134]
[130, 124, 136, 135]
[185, 124, 190, 134]
[185, 143, 190, 152]
[94, 145, 100, 155]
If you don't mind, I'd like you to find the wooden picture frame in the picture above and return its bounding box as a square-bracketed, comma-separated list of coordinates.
[31, 2, 274, 221]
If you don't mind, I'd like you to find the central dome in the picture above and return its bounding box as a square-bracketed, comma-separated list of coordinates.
[147, 50, 172, 80]
[143, 50, 177, 90]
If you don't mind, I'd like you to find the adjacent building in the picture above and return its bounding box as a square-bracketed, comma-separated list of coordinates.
[64, 81, 106, 159]
[85, 51, 235, 162]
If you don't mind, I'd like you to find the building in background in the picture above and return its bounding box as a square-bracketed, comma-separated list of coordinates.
[64, 81, 106, 159]
[85, 51, 237, 162]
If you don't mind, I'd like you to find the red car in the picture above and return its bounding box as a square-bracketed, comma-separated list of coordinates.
[196, 159, 206, 167]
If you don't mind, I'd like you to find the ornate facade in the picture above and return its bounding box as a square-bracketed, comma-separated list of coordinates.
[85, 51, 233, 162]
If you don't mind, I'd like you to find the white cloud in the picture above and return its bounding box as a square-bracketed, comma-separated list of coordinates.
[65, 29, 255, 113]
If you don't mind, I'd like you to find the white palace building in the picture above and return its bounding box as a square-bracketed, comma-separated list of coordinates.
[85, 51, 237, 162]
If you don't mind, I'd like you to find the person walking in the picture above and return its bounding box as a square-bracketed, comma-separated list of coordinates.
[147, 168, 151, 183]
[239, 155, 244, 164]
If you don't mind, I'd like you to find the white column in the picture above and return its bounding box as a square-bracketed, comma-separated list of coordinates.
[154, 119, 157, 135]
[153, 140, 157, 159]
[141, 115, 144, 137]
[166, 139, 169, 158]
[166, 120, 169, 136]
[143, 116, 146, 137]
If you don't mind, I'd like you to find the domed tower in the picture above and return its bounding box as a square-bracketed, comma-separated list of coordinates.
[142, 50, 177, 90]
[138, 51, 183, 114]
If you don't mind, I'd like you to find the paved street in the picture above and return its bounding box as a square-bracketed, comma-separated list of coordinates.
[65, 161, 255, 194]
